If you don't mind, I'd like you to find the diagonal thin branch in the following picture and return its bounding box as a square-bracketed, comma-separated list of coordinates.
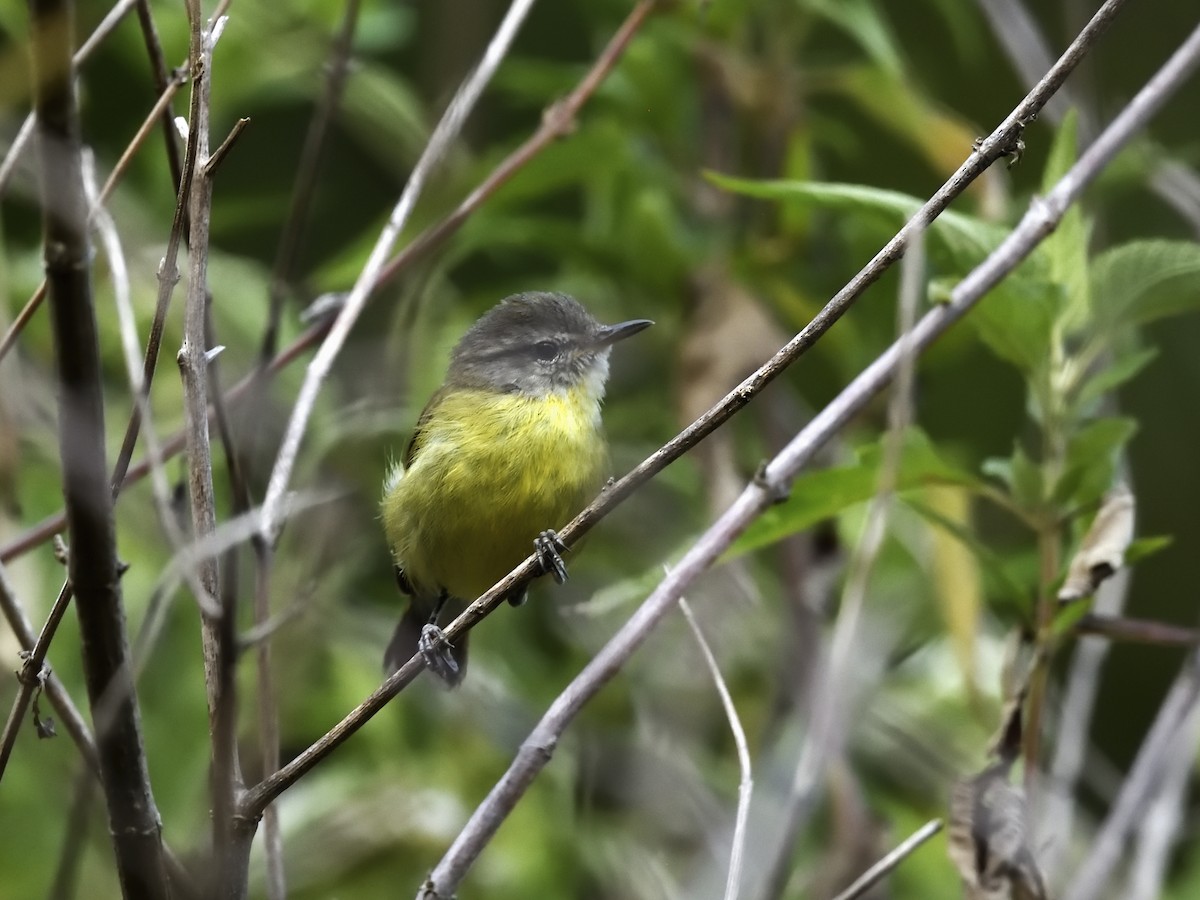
[372, 0, 660, 292]
[415, 18, 1200, 895]
[133, 0, 186, 191]
[0, 317, 333, 564]
[830, 819, 944, 900]
[0, 0, 140, 195]
[0, 67, 187, 367]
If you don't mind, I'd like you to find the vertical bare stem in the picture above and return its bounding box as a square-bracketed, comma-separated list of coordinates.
[179, 4, 243, 893]
[23, 0, 169, 892]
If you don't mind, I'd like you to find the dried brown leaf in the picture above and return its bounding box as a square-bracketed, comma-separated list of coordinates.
[1058, 485, 1136, 603]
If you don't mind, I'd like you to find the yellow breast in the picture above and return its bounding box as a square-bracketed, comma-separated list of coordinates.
[381, 387, 609, 601]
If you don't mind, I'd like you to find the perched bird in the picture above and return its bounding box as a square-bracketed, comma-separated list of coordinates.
[381, 292, 652, 683]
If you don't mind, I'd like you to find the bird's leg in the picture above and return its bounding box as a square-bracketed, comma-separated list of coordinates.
[419, 590, 459, 682]
[418, 624, 460, 683]
[426, 590, 449, 626]
[534, 530, 569, 585]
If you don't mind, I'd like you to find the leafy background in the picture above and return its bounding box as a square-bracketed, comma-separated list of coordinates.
[2, 0, 1200, 897]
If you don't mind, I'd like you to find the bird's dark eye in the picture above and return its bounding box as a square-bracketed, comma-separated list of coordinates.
[532, 340, 559, 361]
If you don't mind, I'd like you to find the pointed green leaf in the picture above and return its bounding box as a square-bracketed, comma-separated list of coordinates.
[982, 443, 1043, 510]
[1054, 417, 1138, 507]
[1072, 346, 1158, 415]
[809, 0, 905, 75]
[727, 430, 981, 559]
[968, 279, 1060, 375]
[1091, 240, 1200, 329]
[704, 174, 1012, 273]
[1124, 535, 1173, 565]
[1040, 111, 1091, 329]
[904, 497, 1031, 612]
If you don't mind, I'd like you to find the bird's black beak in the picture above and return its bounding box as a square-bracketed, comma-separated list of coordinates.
[593, 318, 654, 347]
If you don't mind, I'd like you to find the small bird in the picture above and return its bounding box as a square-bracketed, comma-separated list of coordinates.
[381, 292, 652, 683]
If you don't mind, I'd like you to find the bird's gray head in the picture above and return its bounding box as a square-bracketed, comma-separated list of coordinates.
[446, 292, 652, 398]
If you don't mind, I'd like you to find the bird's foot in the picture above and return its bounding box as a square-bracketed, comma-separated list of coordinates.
[535, 530, 569, 584]
[419, 624, 461, 685]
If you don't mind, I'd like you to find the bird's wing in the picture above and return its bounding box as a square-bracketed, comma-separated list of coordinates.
[402, 385, 450, 469]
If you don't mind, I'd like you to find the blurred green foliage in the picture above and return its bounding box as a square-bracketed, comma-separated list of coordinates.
[2, 0, 1200, 897]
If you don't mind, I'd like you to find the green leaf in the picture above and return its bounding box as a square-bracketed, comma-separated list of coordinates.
[705, 176, 1066, 377]
[1054, 417, 1138, 507]
[983, 443, 1043, 511]
[904, 497, 1031, 613]
[809, 0, 905, 75]
[727, 430, 981, 559]
[968, 279, 1061, 376]
[1072, 346, 1158, 415]
[824, 65, 982, 181]
[1040, 111, 1091, 329]
[1052, 597, 1092, 638]
[704, 174, 1010, 272]
[1091, 240, 1200, 330]
[1124, 535, 1173, 566]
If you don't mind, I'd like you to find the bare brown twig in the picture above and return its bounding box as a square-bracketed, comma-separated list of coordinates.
[1074, 613, 1200, 646]
[133, 0, 186, 191]
[372, 0, 661, 291]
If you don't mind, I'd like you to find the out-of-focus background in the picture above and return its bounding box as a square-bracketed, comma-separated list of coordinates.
[2, 0, 1200, 897]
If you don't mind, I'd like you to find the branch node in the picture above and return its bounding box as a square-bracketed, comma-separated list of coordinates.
[753, 461, 790, 504]
[202, 117, 250, 179]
